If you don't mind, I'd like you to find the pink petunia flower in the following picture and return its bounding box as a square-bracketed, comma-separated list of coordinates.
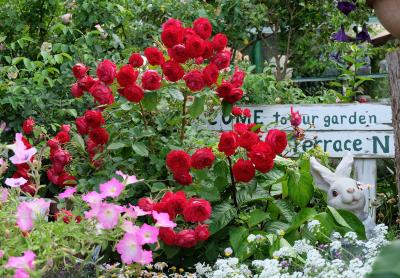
[152, 211, 177, 228]
[96, 202, 123, 229]
[82, 191, 103, 205]
[14, 269, 30, 278]
[99, 178, 125, 198]
[5, 177, 27, 187]
[8, 133, 37, 165]
[57, 187, 77, 199]
[121, 220, 140, 234]
[124, 205, 151, 219]
[5, 250, 36, 277]
[137, 250, 153, 265]
[116, 170, 142, 185]
[136, 224, 159, 245]
[16, 199, 50, 232]
[116, 232, 144, 264]
[0, 188, 9, 203]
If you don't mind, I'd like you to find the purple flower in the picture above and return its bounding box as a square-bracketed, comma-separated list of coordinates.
[356, 25, 371, 42]
[331, 26, 351, 42]
[337, 1, 357, 15]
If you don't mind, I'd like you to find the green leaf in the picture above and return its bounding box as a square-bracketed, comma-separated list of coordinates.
[188, 96, 205, 118]
[209, 202, 237, 234]
[222, 101, 233, 117]
[327, 206, 351, 228]
[72, 134, 86, 151]
[313, 212, 336, 243]
[336, 209, 366, 240]
[131, 142, 149, 156]
[248, 209, 270, 227]
[229, 226, 248, 252]
[271, 199, 295, 222]
[107, 142, 126, 150]
[142, 91, 158, 111]
[288, 159, 314, 207]
[286, 208, 317, 233]
[169, 89, 184, 101]
[369, 241, 400, 278]
[214, 176, 229, 192]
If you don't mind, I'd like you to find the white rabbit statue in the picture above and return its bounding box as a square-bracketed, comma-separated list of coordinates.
[310, 151, 375, 235]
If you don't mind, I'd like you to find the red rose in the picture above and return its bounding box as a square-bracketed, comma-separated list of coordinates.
[183, 28, 197, 40]
[141, 70, 161, 91]
[47, 167, 60, 185]
[231, 66, 245, 88]
[86, 138, 104, 155]
[168, 44, 188, 63]
[266, 129, 288, 155]
[238, 131, 260, 151]
[175, 229, 197, 248]
[183, 70, 205, 92]
[22, 118, 35, 135]
[195, 57, 204, 64]
[159, 227, 176, 246]
[161, 26, 184, 48]
[216, 81, 233, 99]
[116, 64, 138, 87]
[159, 191, 188, 219]
[243, 108, 251, 118]
[89, 81, 114, 105]
[144, 47, 165, 66]
[96, 59, 116, 85]
[162, 18, 183, 30]
[55, 209, 81, 224]
[128, 53, 144, 68]
[166, 150, 191, 173]
[202, 40, 214, 59]
[84, 110, 105, 128]
[183, 198, 212, 223]
[71, 83, 84, 98]
[202, 63, 219, 87]
[89, 127, 109, 145]
[121, 84, 144, 103]
[58, 172, 76, 187]
[290, 107, 302, 127]
[193, 17, 213, 39]
[78, 75, 96, 92]
[233, 158, 255, 182]
[20, 181, 36, 196]
[233, 123, 248, 135]
[185, 35, 205, 58]
[162, 60, 184, 82]
[211, 50, 231, 70]
[194, 224, 210, 241]
[218, 131, 238, 156]
[248, 123, 261, 134]
[248, 142, 275, 173]
[55, 131, 70, 144]
[232, 106, 242, 116]
[47, 138, 59, 150]
[212, 33, 228, 51]
[138, 197, 154, 212]
[191, 148, 215, 169]
[173, 171, 193, 186]
[61, 124, 71, 133]
[72, 63, 89, 79]
[223, 88, 243, 104]
[50, 148, 72, 167]
[75, 117, 88, 135]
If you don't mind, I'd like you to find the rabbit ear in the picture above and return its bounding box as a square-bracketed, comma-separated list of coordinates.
[310, 157, 336, 192]
[335, 151, 354, 177]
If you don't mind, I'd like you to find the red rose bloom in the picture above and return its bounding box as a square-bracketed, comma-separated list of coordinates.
[47, 138, 59, 150]
[138, 197, 154, 212]
[216, 81, 233, 99]
[248, 142, 275, 173]
[159, 191, 188, 219]
[89, 127, 109, 145]
[266, 129, 288, 154]
[162, 60, 184, 82]
[193, 17, 213, 39]
[212, 33, 228, 51]
[232, 158, 255, 182]
[162, 18, 183, 30]
[166, 150, 191, 173]
[202, 63, 219, 87]
[128, 53, 144, 67]
[161, 26, 184, 48]
[191, 148, 215, 169]
[233, 123, 248, 135]
[175, 229, 197, 248]
[232, 106, 242, 116]
[202, 40, 214, 59]
[183, 70, 205, 92]
[55, 131, 70, 144]
[144, 47, 165, 66]
[223, 88, 243, 104]
[173, 171, 193, 186]
[72, 63, 89, 79]
[243, 108, 251, 118]
[116, 64, 138, 87]
[78, 75, 95, 91]
[218, 131, 238, 156]
[58, 172, 76, 187]
[183, 28, 197, 40]
[121, 84, 144, 103]
[168, 44, 188, 63]
[75, 117, 88, 135]
[185, 35, 205, 58]
[195, 224, 210, 241]
[159, 227, 176, 246]
[89, 81, 114, 105]
[20, 181, 36, 196]
[71, 83, 84, 98]
[61, 124, 71, 133]
[231, 66, 246, 88]
[211, 50, 231, 70]
[238, 131, 260, 151]
[183, 198, 212, 223]
[195, 57, 204, 65]
[22, 118, 35, 135]
[50, 148, 72, 167]
[84, 110, 105, 128]
[141, 70, 161, 91]
[96, 59, 116, 85]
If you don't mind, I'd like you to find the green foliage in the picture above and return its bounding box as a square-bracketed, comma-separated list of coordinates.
[369, 241, 400, 278]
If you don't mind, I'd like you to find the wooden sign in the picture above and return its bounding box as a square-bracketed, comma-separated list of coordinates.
[208, 103, 394, 158]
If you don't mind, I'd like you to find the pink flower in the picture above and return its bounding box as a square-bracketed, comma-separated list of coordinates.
[116, 232, 144, 264]
[5, 250, 36, 276]
[99, 178, 125, 198]
[57, 187, 77, 199]
[5, 177, 27, 187]
[136, 250, 153, 265]
[137, 224, 159, 245]
[121, 220, 140, 234]
[124, 205, 151, 218]
[0, 188, 8, 203]
[96, 203, 123, 229]
[16, 199, 50, 232]
[14, 269, 30, 278]
[116, 170, 142, 185]
[290, 106, 302, 127]
[0, 250, 4, 258]
[0, 157, 4, 165]
[152, 211, 177, 228]
[8, 133, 37, 165]
[82, 191, 103, 205]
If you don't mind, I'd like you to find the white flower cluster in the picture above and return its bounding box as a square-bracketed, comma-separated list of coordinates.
[195, 258, 252, 278]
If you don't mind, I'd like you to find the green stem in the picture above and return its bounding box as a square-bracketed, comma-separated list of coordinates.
[227, 156, 238, 208]
[180, 93, 188, 144]
[139, 101, 148, 130]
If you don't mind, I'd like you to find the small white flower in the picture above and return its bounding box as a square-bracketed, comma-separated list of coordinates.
[307, 220, 321, 233]
[224, 247, 233, 257]
[247, 234, 256, 243]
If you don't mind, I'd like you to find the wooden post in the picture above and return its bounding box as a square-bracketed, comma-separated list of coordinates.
[387, 51, 400, 207]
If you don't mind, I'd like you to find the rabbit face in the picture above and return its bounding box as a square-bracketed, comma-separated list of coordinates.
[327, 177, 366, 212]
